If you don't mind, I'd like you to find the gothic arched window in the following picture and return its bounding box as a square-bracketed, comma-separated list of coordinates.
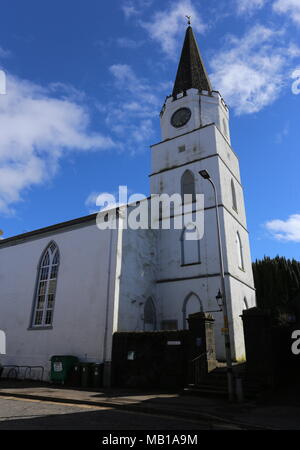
[144, 298, 157, 331]
[181, 170, 196, 203]
[231, 179, 238, 212]
[182, 292, 203, 329]
[236, 232, 244, 271]
[31, 242, 60, 327]
[181, 225, 201, 265]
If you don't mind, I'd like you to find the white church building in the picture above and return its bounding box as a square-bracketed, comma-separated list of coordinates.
[0, 26, 256, 380]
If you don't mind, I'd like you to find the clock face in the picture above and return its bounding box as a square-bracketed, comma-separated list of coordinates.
[171, 107, 191, 128]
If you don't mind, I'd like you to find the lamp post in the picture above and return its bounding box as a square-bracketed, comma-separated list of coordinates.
[199, 169, 234, 402]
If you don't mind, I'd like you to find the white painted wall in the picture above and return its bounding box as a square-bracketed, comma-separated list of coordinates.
[151, 87, 255, 361]
[117, 206, 159, 332]
[159, 88, 230, 145]
[0, 222, 118, 379]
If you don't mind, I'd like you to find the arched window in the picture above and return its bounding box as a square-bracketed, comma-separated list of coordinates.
[31, 242, 60, 327]
[182, 292, 203, 329]
[181, 225, 201, 265]
[231, 179, 238, 212]
[181, 170, 196, 202]
[236, 232, 244, 270]
[144, 298, 156, 331]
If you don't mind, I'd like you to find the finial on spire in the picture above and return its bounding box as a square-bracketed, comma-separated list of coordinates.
[185, 15, 191, 26]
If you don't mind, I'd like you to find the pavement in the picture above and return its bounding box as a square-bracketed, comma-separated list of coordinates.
[0, 397, 218, 430]
[0, 380, 299, 430]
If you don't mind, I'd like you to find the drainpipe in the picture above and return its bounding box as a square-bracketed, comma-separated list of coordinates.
[102, 226, 114, 386]
[199, 91, 202, 127]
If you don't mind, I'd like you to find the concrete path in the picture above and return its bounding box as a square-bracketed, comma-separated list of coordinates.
[0, 380, 298, 429]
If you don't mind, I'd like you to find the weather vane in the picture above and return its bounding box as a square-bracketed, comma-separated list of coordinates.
[185, 15, 191, 25]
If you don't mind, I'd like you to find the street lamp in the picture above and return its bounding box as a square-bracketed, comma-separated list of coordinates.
[215, 289, 223, 309]
[199, 169, 234, 402]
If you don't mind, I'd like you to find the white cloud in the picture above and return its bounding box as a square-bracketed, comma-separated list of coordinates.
[85, 191, 105, 213]
[265, 214, 300, 242]
[109, 64, 158, 105]
[0, 46, 11, 58]
[210, 24, 300, 114]
[0, 75, 116, 214]
[122, 3, 139, 18]
[273, 0, 300, 25]
[140, 0, 206, 59]
[95, 37, 144, 51]
[85, 190, 119, 214]
[85, 187, 139, 213]
[122, 0, 153, 18]
[97, 64, 163, 152]
[275, 122, 289, 143]
[116, 37, 144, 49]
[236, 0, 267, 15]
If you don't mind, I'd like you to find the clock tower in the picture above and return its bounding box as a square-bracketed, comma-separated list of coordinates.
[159, 26, 230, 145]
[150, 26, 256, 361]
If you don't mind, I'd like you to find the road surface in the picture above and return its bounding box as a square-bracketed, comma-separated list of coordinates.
[0, 395, 241, 430]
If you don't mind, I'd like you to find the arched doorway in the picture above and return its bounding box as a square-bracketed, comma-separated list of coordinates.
[144, 298, 157, 331]
[182, 293, 203, 329]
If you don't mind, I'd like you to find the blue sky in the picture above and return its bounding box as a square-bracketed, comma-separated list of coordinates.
[0, 0, 300, 261]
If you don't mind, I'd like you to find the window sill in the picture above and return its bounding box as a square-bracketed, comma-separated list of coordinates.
[181, 262, 201, 267]
[28, 326, 53, 331]
[238, 267, 246, 273]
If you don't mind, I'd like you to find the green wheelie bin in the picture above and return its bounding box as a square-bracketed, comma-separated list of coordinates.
[50, 355, 79, 384]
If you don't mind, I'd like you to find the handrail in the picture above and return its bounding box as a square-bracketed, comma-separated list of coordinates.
[190, 352, 207, 363]
[189, 352, 208, 386]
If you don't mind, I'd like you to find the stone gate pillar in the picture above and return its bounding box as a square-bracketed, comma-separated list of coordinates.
[187, 312, 217, 373]
[241, 308, 272, 378]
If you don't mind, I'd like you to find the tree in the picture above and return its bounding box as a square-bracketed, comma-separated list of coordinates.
[252, 256, 300, 322]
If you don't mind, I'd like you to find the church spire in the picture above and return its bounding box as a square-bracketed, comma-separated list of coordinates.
[172, 26, 212, 97]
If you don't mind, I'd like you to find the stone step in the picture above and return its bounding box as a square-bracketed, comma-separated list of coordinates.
[185, 385, 259, 399]
[187, 382, 227, 391]
[184, 386, 228, 399]
[186, 370, 263, 399]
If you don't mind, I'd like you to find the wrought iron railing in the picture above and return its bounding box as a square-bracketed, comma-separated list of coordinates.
[189, 352, 207, 386]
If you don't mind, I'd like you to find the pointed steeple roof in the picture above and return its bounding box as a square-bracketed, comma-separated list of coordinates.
[172, 26, 212, 97]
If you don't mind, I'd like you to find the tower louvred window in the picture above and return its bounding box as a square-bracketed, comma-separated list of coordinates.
[181, 170, 196, 202]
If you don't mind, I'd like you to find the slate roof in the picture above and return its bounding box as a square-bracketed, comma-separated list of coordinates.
[172, 26, 212, 97]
